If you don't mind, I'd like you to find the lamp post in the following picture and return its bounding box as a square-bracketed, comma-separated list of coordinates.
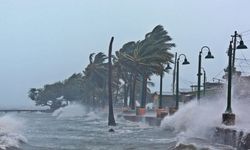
[176, 54, 190, 110]
[197, 46, 214, 101]
[157, 64, 172, 118]
[222, 31, 247, 126]
[222, 42, 235, 125]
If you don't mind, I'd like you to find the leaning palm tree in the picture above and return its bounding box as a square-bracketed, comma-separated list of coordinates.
[117, 25, 175, 109]
[115, 41, 138, 109]
[108, 37, 116, 126]
[83, 52, 108, 107]
[138, 25, 175, 108]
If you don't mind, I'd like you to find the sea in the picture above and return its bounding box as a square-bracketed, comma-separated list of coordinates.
[1, 99, 249, 150]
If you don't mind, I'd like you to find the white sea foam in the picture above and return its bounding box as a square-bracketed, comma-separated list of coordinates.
[52, 103, 87, 119]
[52, 103, 107, 121]
[162, 100, 220, 137]
[161, 95, 250, 146]
[230, 100, 250, 132]
[85, 111, 101, 121]
[0, 114, 27, 150]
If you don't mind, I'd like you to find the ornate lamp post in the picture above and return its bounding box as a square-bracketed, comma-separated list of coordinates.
[222, 31, 247, 126]
[176, 54, 190, 110]
[157, 64, 172, 118]
[197, 46, 214, 101]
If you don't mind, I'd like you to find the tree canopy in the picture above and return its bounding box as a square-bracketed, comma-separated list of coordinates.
[28, 25, 175, 111]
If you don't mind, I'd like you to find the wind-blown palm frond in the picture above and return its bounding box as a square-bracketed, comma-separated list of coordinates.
[113, 25, 175, 108]
[89, 53, 95, 64]
[93, 52, 107, 64]
[83, 52, 109, 104]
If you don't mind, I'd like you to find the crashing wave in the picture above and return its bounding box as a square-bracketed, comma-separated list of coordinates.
[161, 100, 224, 138]
[52, 103, 87, 119]
[0, 115, 27, 150]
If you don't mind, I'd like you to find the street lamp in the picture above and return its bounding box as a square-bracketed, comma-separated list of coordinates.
[222, 31, 247, 126]
[176, 54, 190, 110]
[232, 31, 248, 70]
[157, 64, 172, 118]
[197, 46, 214, 101]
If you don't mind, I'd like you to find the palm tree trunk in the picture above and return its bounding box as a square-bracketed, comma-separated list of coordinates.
[108, 37, 116, 126]
[129, 74, 133, 108]
[115, 83, 119, 105]
[130, 74, 137, 110]
[140, 74, 147, 108]
[123, 82, 128, 107]
[103, 80, 107, 107]
[101, 90, 105, 108]
[115, 69, 120, 104]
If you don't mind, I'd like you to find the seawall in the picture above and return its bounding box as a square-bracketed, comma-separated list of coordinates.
[118, 113, 250, 149]
[213, 127, 250, 149]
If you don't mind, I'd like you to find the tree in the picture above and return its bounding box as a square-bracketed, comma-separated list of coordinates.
[114, 25, 175, 109]
[108, 37, 116, 126]
[115, 42, 138, 109]
[83, 52, 108, 107]
[137, 25, 175, 108]
[28, 82, 65, 110]
[28, 88, 39, 101]
[63, 73, 84, 102]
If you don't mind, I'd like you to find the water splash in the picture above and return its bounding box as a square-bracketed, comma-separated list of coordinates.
[0, 114, 27, 150]
[52, 103, 87, 119]
[84, 111, 102, 121]
[52, 103, 108, 121]
[161, 99, 224, 138]
[231, 100, 250, 132]
[161, 96, 250, 149]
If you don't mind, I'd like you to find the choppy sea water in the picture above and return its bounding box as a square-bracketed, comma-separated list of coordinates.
[0, 102, 241, 150]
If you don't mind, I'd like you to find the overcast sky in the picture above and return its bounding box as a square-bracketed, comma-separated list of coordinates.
[0, 0, 250, 108]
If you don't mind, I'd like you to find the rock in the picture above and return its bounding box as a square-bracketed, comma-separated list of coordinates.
[108, 128, 115, 132]
[175, 143, 197, 150]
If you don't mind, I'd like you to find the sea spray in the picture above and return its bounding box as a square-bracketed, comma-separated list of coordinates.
[0, 114, 27, 150]
[232, 100, 250, 132]
[161, 99, 225, 138]
[161, 96, 250, 149]
[52, 103, 107, 120]
[52, 103, 87, 119]
[85, 111, 102, 121]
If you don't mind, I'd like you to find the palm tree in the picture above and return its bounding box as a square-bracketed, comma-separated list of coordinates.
[114, 47, 134, 108]
[108, 37, 116, 126]
[63, 73, 84, 102]
[83, 52, 108, 107]
[115, 25, 175, 110]
[138, 25, 175, 108]
[115, 41, 141, 109]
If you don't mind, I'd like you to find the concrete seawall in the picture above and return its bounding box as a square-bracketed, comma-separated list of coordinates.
[118, 114, 250, 149]
[213, 127, 250, 149]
